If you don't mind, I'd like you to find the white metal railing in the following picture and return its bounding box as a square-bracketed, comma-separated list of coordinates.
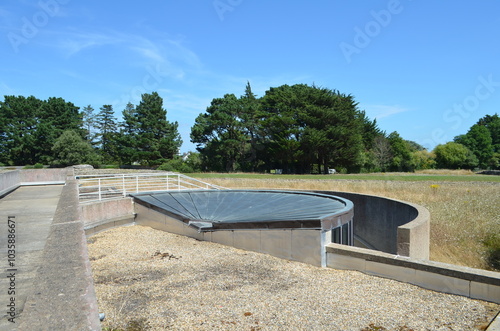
[76, 172, 227, 203]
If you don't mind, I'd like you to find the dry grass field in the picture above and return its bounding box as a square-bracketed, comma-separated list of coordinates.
[200, 174, 499, 270]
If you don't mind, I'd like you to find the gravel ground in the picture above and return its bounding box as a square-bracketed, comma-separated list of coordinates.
[88, 225, 499, 331]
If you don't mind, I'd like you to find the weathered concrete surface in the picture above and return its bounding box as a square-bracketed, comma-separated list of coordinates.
[316, 190, 430, 259]
[17, 179, 101, 331]
[0, 186, 63, 331]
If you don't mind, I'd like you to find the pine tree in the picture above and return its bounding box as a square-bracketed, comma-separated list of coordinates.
[96, 105, 118, 162]
[135, 92, 182, 165]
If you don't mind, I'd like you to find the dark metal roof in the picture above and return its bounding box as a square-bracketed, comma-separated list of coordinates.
[132, 190, 353, 231]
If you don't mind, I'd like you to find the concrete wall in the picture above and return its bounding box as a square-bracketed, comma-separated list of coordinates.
[0, 170, 21, 197]
[134, 203, 323, 266]
[19, 169, 68, 184]
[18, 178, 102, 330]
[81, 198, 136, 236]
[0, 169, 68, 197]
[315, 191, 430, 259]
[326, 243, 500, 304]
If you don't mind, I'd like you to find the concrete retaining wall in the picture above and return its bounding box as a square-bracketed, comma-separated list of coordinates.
[316, 191, 430, 259]
[18, 178, 102, 330]
[134, 203, 324, 266]
[81, 198, 136, 236]
[326, 243, 500, 304]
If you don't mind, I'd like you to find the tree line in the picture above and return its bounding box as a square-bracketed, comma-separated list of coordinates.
[0, 92, 181, 167]
[191, 83, 500, 173]
[1, 83, 498, 172]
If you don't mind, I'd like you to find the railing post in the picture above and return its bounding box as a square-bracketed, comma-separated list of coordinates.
[136, 175, 139, 193]
[177, 174, 180, 191]
[98, 178, 102, 201]
[122, 174, 126, 197]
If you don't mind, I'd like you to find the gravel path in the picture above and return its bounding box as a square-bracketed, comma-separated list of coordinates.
[88, 225, 499, 331]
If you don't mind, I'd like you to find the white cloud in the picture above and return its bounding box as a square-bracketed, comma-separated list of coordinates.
[0, 82, 15, 95]
[56, 31, 122, 56]
[362, 104, 410, 120]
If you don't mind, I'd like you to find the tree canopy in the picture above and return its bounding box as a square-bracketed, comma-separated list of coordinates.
[191, 83, 379, 173]
[1, 89, 497, 172]
[0, 92, 181, 167]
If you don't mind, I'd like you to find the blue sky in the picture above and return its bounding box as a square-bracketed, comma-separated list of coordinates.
[1, 1, 499, 153]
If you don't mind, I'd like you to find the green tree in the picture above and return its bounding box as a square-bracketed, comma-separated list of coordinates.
[95, 105, 118, 162]
[477, 114, 500, 152]
[191, 93, 247, 172]
[51, 130, 100, 167]
[260, 84, 364, 173]
[0, 95, 82, 165]
[387, 132, 414, 171]
[191, 83, 379, 173]
[412, 150, 436, 170]
[115, 102, 139, 165]
[135, 92, 182, 165]
[239, 82, 263, 171]
[454, 124, 493, 169]
[0, 95, 43, 165]
[82, 105, 97, 143]
[433, 142, 478, 169]
[477, 114, 500, 169]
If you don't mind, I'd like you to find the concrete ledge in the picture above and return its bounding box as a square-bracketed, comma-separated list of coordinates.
[18, 179, 101, 331]
[315, 190, 430, 259]
[326, 243, 500, 303]
[84, 215, 136, 236]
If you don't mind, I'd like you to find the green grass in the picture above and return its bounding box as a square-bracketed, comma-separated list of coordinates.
[189, 172, 500, 182]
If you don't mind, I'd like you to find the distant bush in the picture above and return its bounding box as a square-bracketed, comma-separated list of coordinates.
[51, 130, 101, 167]
[157, 158, 194, 173]
[34, 163, 44, 169]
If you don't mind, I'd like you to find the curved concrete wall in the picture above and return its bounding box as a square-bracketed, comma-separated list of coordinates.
[314, 191, 430, 259]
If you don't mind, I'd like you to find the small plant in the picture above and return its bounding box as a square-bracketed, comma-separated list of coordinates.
[430, 184, 440, 193]
[34, 163, 44, 169]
